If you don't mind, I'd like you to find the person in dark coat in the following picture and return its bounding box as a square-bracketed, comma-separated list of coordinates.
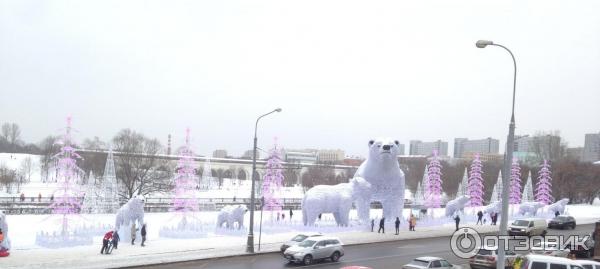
[141, 224, 147, 247]
[477, 211, 484, 225]
[394, 217, 400, 235]
[371, 219, 375, 232]
[289, 209, 293, 220]
[113, 230, 120, 249]
[454, 215, 460, 231]
[378, 217, 385, 233]
[555, 211, 560, 217]
[101, 231, 113, 254]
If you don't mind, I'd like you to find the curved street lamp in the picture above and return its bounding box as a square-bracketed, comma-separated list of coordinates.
[476, 40, 517, 269]
[246, 108, 282, 253]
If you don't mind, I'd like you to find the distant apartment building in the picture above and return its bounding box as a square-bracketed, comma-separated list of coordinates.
[397, 143, 406, 155]
[316, 149, 345, 164]
[343, 156, 364, 166]
[512, 134, 561, 163]
[462, 152, 503, 162]
[454, 137, 500, 158]
[284, 149, 318, 164]
[409, 140, 448, 156]
[212, 149, 228, 158]
[583, 132, 600, 162]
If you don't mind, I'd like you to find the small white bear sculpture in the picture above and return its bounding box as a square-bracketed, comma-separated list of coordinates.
[302, 177, 372, 227]
[445, 195, 470, 217]
[483, 200, 502, 215]
[0, 211, 10, 251]
[519, 202, 544, 216]
[216, 205, 248, 229]
[547, 198, 569, 215]
[354, 138, 405, 223]
[115, 195, 145, 231]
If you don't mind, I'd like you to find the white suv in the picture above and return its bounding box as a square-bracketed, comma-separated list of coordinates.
[283, 236, 344, 265]
[517, 254, 585, 269]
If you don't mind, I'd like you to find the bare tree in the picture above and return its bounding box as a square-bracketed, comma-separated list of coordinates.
[112, 129, 173, 199]
[38, 135, 60, 182]
[0, 164, 17, 193]
[19, 156, 33, 183]
[0, 123, 9, 142]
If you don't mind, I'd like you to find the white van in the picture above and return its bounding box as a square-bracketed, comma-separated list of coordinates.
[518, 254, 584, 269]
[509, 218, 547, 236]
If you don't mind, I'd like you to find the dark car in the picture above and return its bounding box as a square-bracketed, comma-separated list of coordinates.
[547, 215, 576, 229]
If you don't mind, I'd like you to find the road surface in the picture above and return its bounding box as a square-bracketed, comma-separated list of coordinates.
[135, 224, 594, 269]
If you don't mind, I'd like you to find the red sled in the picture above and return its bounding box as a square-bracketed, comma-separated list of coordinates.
[0, 250, 10, 257]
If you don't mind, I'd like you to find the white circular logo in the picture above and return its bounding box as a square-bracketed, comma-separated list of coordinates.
[450, 227, 482, 259]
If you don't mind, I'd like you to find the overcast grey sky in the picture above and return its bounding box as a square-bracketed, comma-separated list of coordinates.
[1, 0, 599, 157]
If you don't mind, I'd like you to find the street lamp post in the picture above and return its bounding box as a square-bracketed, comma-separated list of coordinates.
[246, 108, 282, 253]
[476, 40, 517, 269]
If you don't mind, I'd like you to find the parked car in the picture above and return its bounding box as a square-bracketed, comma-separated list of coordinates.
[282, 236, 344, 265]
[565, 233, 595, 258]
[469, 246, 518, 269]
[402, 256, 454, 269]
[530, 241, 570, 257]
[548, 215, 576, 230]
[280, 232, 322, 252]
[577, 260, 600, 269]
[516, 254, 584, 269]
[508, 218, 547, 236]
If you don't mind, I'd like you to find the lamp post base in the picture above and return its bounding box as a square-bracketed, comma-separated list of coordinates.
[246, 234, 254, 253]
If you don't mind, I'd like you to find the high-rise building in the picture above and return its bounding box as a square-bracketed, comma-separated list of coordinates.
[212, 149, 228, 158]
[454, 137, 500, 158]
[583, 133, 600, 163]
[397, 143, 406, 155]
[409, 140, 448, 156]
[512, 134, 561, 163]
[566, 147, 583, 161]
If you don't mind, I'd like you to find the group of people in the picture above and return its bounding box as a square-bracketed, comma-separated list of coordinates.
[475, 210, 498, 226]
[100, 223, 147, 255]
[276, 209, 295, 222]
[371, 215, 417, 235]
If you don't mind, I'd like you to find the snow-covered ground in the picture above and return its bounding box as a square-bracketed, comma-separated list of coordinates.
[2, 204, 600, 268]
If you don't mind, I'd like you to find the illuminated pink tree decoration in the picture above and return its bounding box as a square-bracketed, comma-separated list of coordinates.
[49, 116, 84, 235]
[467, 153, 484, 206]
[425, 150, 443, 208]
[261, 139, 284, 213]
[171, 128, 199, 214]
[509, 158, 522, 204]
[535, 159, 554, 205]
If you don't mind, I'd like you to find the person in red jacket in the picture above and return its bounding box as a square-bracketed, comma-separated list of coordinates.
[101, 231, 114, 254]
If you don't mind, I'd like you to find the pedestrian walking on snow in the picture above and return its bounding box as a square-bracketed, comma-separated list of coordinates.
[394, 217, 400, 235]
[131, 223, 137, 245]
[454, 215, 461, 231]
[113, 230, 120, 249]
[289, 209, 293, 221]
[410, 215, 417, 231]
[101, 231, 113, 254]
[476, 211, 483, 225]
[371, 219, 375, 232]
[141, 224, 147, 247]
[378, 217, 385, 234]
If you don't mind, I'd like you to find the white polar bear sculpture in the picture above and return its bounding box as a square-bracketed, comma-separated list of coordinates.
[547, 198, 569, 215]
[354, 138, 405, 223]
[216, 205, 248, 229]
[483, 200, 502, 215]
[115, 195, 145, 231]
[0, 211, 10, 251]
[302, 177, 372, 227]
[445, 195, 470, 217]
[519, 202, 544, 216]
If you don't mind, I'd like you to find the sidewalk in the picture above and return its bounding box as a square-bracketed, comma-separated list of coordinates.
[3, 217, 598, 269]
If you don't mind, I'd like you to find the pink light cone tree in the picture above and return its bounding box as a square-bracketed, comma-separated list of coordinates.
[509, 158, 522, 204]
[261, 140, 284, 213]
[535, 159, 554, 205]
[467, 153, 484, 206]
[171, 128, 199, 215]
[49, 116, 84, 236]
[425, 150, 443, 208]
